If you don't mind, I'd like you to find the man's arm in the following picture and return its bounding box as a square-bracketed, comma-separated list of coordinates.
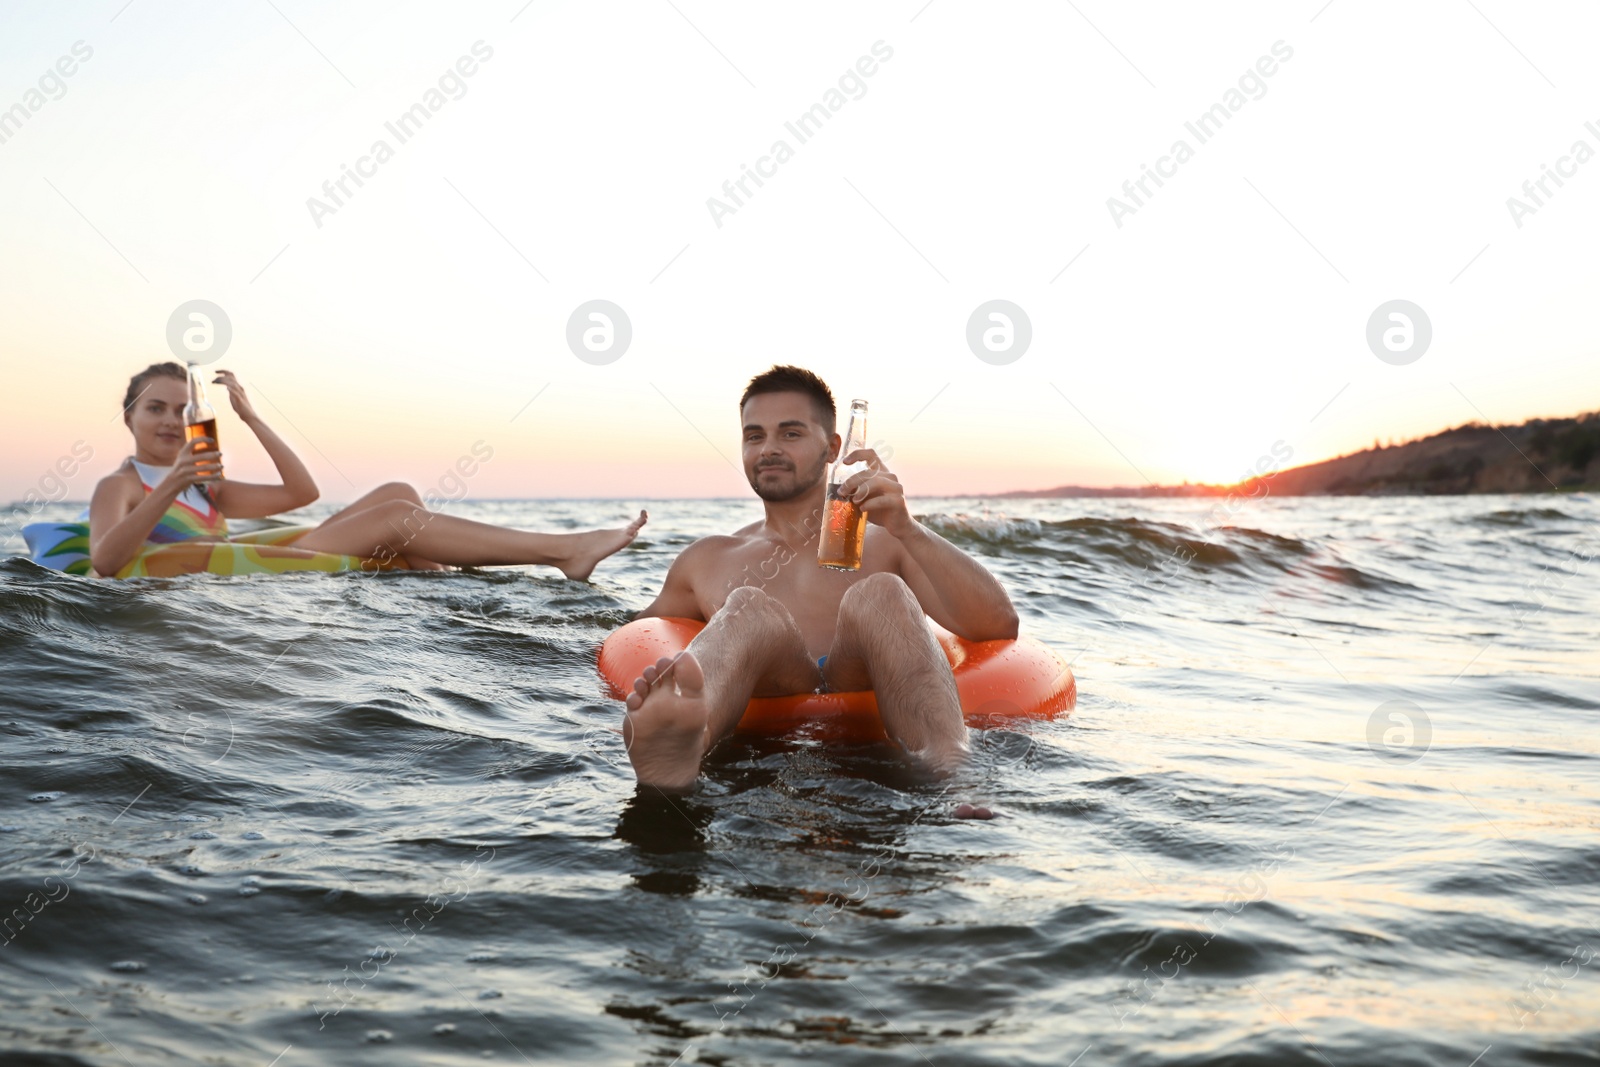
[843, 450, 1019, 642]
[635, 540, 710, 621]
[890, 523, 1018, 641]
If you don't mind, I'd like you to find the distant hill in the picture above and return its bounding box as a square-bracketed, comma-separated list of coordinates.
[994, 410, 1600, 498]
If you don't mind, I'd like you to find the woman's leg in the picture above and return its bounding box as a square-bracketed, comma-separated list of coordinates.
[292, 500, 647, 580]
[326, 481, 425, 518]
[309, 483, 445, 569]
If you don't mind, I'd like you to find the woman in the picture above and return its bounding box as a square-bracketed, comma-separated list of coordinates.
[88, 362, 646, 578]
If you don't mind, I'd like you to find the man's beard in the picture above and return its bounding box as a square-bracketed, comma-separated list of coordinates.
[749, 457, 826, 502]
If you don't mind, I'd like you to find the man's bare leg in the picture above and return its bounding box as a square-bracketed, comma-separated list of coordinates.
[624, 586, 819, 790]
[822, 573, 971, 773]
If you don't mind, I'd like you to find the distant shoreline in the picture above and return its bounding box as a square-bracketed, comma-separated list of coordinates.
[7, 409, 1597, 508]
[984, 409, 1600, 499]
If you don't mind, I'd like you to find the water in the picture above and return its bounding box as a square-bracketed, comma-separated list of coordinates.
[2, 495, 1597, 1066]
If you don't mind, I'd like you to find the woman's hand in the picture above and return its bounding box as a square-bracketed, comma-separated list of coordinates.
[211, 369, 260, 424]
[201, 378, 320, 516]
[156, 438, 222, 496]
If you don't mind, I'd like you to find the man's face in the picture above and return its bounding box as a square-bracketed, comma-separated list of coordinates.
[740, 391, 835, 502]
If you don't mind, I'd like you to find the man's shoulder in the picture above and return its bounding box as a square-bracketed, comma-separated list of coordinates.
[675, 531, 750, 565]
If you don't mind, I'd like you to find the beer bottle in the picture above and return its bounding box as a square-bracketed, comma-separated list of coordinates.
[818, 399, 869, 570]
[183, 363, 223, 482]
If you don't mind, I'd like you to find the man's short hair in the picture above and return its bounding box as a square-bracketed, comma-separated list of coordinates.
[739, 365, 837, 435]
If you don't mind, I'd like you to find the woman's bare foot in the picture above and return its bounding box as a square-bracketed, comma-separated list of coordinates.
[622, 652, 711, 791]
[954, 803, 996, 820]
[560, 510, 648, 581]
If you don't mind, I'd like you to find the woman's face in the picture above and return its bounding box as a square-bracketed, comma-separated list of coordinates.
[126, 376, 187, 463]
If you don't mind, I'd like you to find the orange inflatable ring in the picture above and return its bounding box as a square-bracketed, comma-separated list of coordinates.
[598, 616, 1076, 741]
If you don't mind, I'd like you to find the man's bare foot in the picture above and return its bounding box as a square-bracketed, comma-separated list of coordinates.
[953, 803, 996, 820]
[560, 510, 648, 581]
[622, 651, 711, 791]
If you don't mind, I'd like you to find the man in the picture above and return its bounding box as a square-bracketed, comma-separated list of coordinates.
[623, 366, 1019, 797]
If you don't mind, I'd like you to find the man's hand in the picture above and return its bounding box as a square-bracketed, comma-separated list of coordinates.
[838, 449, 1019, 642]
[211, 369, 260, 424]
[839, 448, 915, 540]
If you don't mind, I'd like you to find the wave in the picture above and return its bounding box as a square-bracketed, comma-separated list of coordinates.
[921, 512, 1256, 566]
[1472, 506, 1578, 525]
[918, 513, 1424, 597]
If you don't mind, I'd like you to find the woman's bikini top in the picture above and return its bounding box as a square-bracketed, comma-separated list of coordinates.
[128, 458, 229, 542]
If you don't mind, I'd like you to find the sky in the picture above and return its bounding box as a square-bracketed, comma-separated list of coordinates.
[2, 0, 1597, 502]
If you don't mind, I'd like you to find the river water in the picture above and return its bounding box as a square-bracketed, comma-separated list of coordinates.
[2, 494, 1596, 1066]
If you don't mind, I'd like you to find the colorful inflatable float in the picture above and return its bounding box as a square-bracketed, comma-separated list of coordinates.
[21, 522, 407, 579]
[598, 616, 1076, 741]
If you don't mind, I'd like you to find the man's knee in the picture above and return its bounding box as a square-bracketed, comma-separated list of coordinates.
[839, 575, 932, 663]
[723, 584, 774, 611]
[719, 584, 784, 626]
[841, 573, 918, 619]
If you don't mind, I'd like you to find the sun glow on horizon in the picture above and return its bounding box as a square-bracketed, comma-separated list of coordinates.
[2, 4, 1598, 504]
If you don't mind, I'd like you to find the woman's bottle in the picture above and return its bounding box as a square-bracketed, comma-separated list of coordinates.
[818, 399, 869, 570]
[183, 363, 223, 482]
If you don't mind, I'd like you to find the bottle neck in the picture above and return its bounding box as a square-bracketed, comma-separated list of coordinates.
[831, 402, 869, 481]
[186, 367, 214, 422]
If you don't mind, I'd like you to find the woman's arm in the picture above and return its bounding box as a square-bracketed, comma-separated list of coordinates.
[88, 448, 211, 576]
[206, 370, 321, 520]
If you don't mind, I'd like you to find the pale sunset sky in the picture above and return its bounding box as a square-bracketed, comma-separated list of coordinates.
[2, 0, 1597, 501]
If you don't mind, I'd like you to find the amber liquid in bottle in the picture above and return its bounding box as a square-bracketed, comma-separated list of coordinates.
[184, 366, 223, 482]
[818, 484, 868, 570]
[817, 398, 869, 571]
